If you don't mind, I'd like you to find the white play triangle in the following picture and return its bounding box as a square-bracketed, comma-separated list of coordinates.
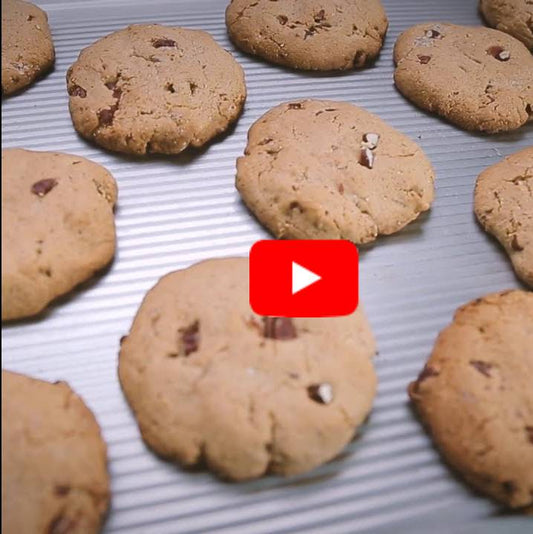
[292, 261, 321, 295]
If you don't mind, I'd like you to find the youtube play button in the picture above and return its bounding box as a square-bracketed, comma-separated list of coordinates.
[249, 240, 359, 318]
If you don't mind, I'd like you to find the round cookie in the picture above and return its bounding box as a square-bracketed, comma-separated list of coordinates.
[2, 370, 110, 533]
[408, 290, 533, 510]
[394, 23, 533, 133]
[119, 257, 377, 481]
[1, 0, 55, 95]
[67, 24, 246, 156]
[474, 147, 533, 288]
[235, 100, 435, 244]
[1, 148, 117, 321]
[480, 0, 533, 51]
[226, 0, 388, 71]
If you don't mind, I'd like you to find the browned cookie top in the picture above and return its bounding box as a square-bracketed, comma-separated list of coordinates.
[119, 258, 377, 481]
[409, 290, 533, 509]
[394, 23, 533, 133]
[1, 0, 55, 95]
[67, 24, 246, 155]
[226, 0, 388, 70]
[2, 370, 110, 533]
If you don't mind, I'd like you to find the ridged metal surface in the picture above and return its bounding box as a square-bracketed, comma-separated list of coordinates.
[2, 0, 532, 532]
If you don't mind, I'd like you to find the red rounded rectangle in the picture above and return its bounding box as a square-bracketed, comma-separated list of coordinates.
[249, 240, 359, 318]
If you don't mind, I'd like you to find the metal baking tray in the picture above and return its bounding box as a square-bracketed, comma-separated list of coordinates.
[2, 0, 532, 532]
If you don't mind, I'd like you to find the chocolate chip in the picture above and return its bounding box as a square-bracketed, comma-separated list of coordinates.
[31, 178, 57, 197]
[152, 38, 176, 48]
[338, 183, 344, 194]
[105, 81, 122, 99]
[262, 317, 297, 340]
[418, 55, 431, 64]
[353, 50, 367, 67]
[48, 516, 76, 534]
[525, 426, 533, 445]
[119, 335, 127, 345]
[413, 365, 440, 392]
[288, 102, 302, 110]
[307, 383, 333, 404]
[68, 84, 86, 98]
[511, 235, 524, 251]
[277, 15, 288, 25]
[469, 360, 493, 377]
[27, 14, 34, 21]
[359, 147, 375, 169]
[314, 9, 325, 22]
[258, 137, 273, 145]
[425, 29, 441, 38]
[180, 320, 200, 356]
[502, 481, 516, 494]
[55, 485, 71, 496]
[97, 104, 118, 126]
[487, 46, 510, 61]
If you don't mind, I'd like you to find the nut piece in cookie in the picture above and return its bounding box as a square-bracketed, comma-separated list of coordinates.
[474, 147, 533, 288]
[118, 258, 377, 481]
[409, 290, 533, 509]
[480, 0, 533, 51]
[236, 100, 435, 244]
[225, 0, 388, 71]
[66, 24, 246, 155]
[1, 148, 118, 321]
[1, 0, 55, 95]
[2, 370, 110, 533]
[394, 23, 533, 133]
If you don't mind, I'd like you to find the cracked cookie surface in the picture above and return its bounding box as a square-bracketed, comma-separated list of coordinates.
[118, 257, 377, 481]
[225, 0, 388, 71]
[2, 370, 110, 533]
[1, 148, 117, 321]
[480, 0, 533, 50]
[1, 0, 55, 95]
[474, 147, 533, 288]
[394, 23, 533, 133]
[67, 24, 246, 155]
[409, 290, 533, 510]
[236, 100, 435, 244]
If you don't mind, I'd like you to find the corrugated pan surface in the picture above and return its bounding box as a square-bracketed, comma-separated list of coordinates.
[2, 0, 532, 532]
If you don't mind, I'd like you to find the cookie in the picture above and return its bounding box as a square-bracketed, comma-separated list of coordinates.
[474, 147, 533, 288]
[1, 0, 54, 95]
[226, 0, 388, 71]
[408, 290, 533, 510]
[480, 0, 533, 51]
[66, 24, 246, 155]
[2, 370, 110, 533]
[119, 257, 377, 481]
[394, 23, 533, 133]
[1, 148, 117, 321]
[235, 100, 435, 244]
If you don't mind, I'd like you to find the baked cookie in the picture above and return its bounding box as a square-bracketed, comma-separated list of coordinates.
[2, 370, 110, 533]
[480, 0, 533, 51]
[474, 147, 533, 288]
[1, 148, 117, 321]
[394, 23, 533, 133]
[119, 257, 377, 481]
[409, 290, 533, 510]
[226, 0, 388, 71]
[236, 100, 435, 244]
[1, 0, 54, 95]
[67, 24, 246, 155]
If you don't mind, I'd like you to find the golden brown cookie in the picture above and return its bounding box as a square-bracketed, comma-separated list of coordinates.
[409, 290, 533, 510]
[474, 147, 533, 288]
[67, 24, 246, 155]
[1, 0, 54, 95]
[119, 257, 377, 481]
[2, 370, 110, 533]
[1, 148, 117, 321]
[394, 23, 533, 133]
[480, 0, 533, 50]
[236, 100, 435, 244]
[226, 0, 388, 71]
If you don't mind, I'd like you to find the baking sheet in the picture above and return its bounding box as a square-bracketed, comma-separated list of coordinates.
[2, 0, 532, 532]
